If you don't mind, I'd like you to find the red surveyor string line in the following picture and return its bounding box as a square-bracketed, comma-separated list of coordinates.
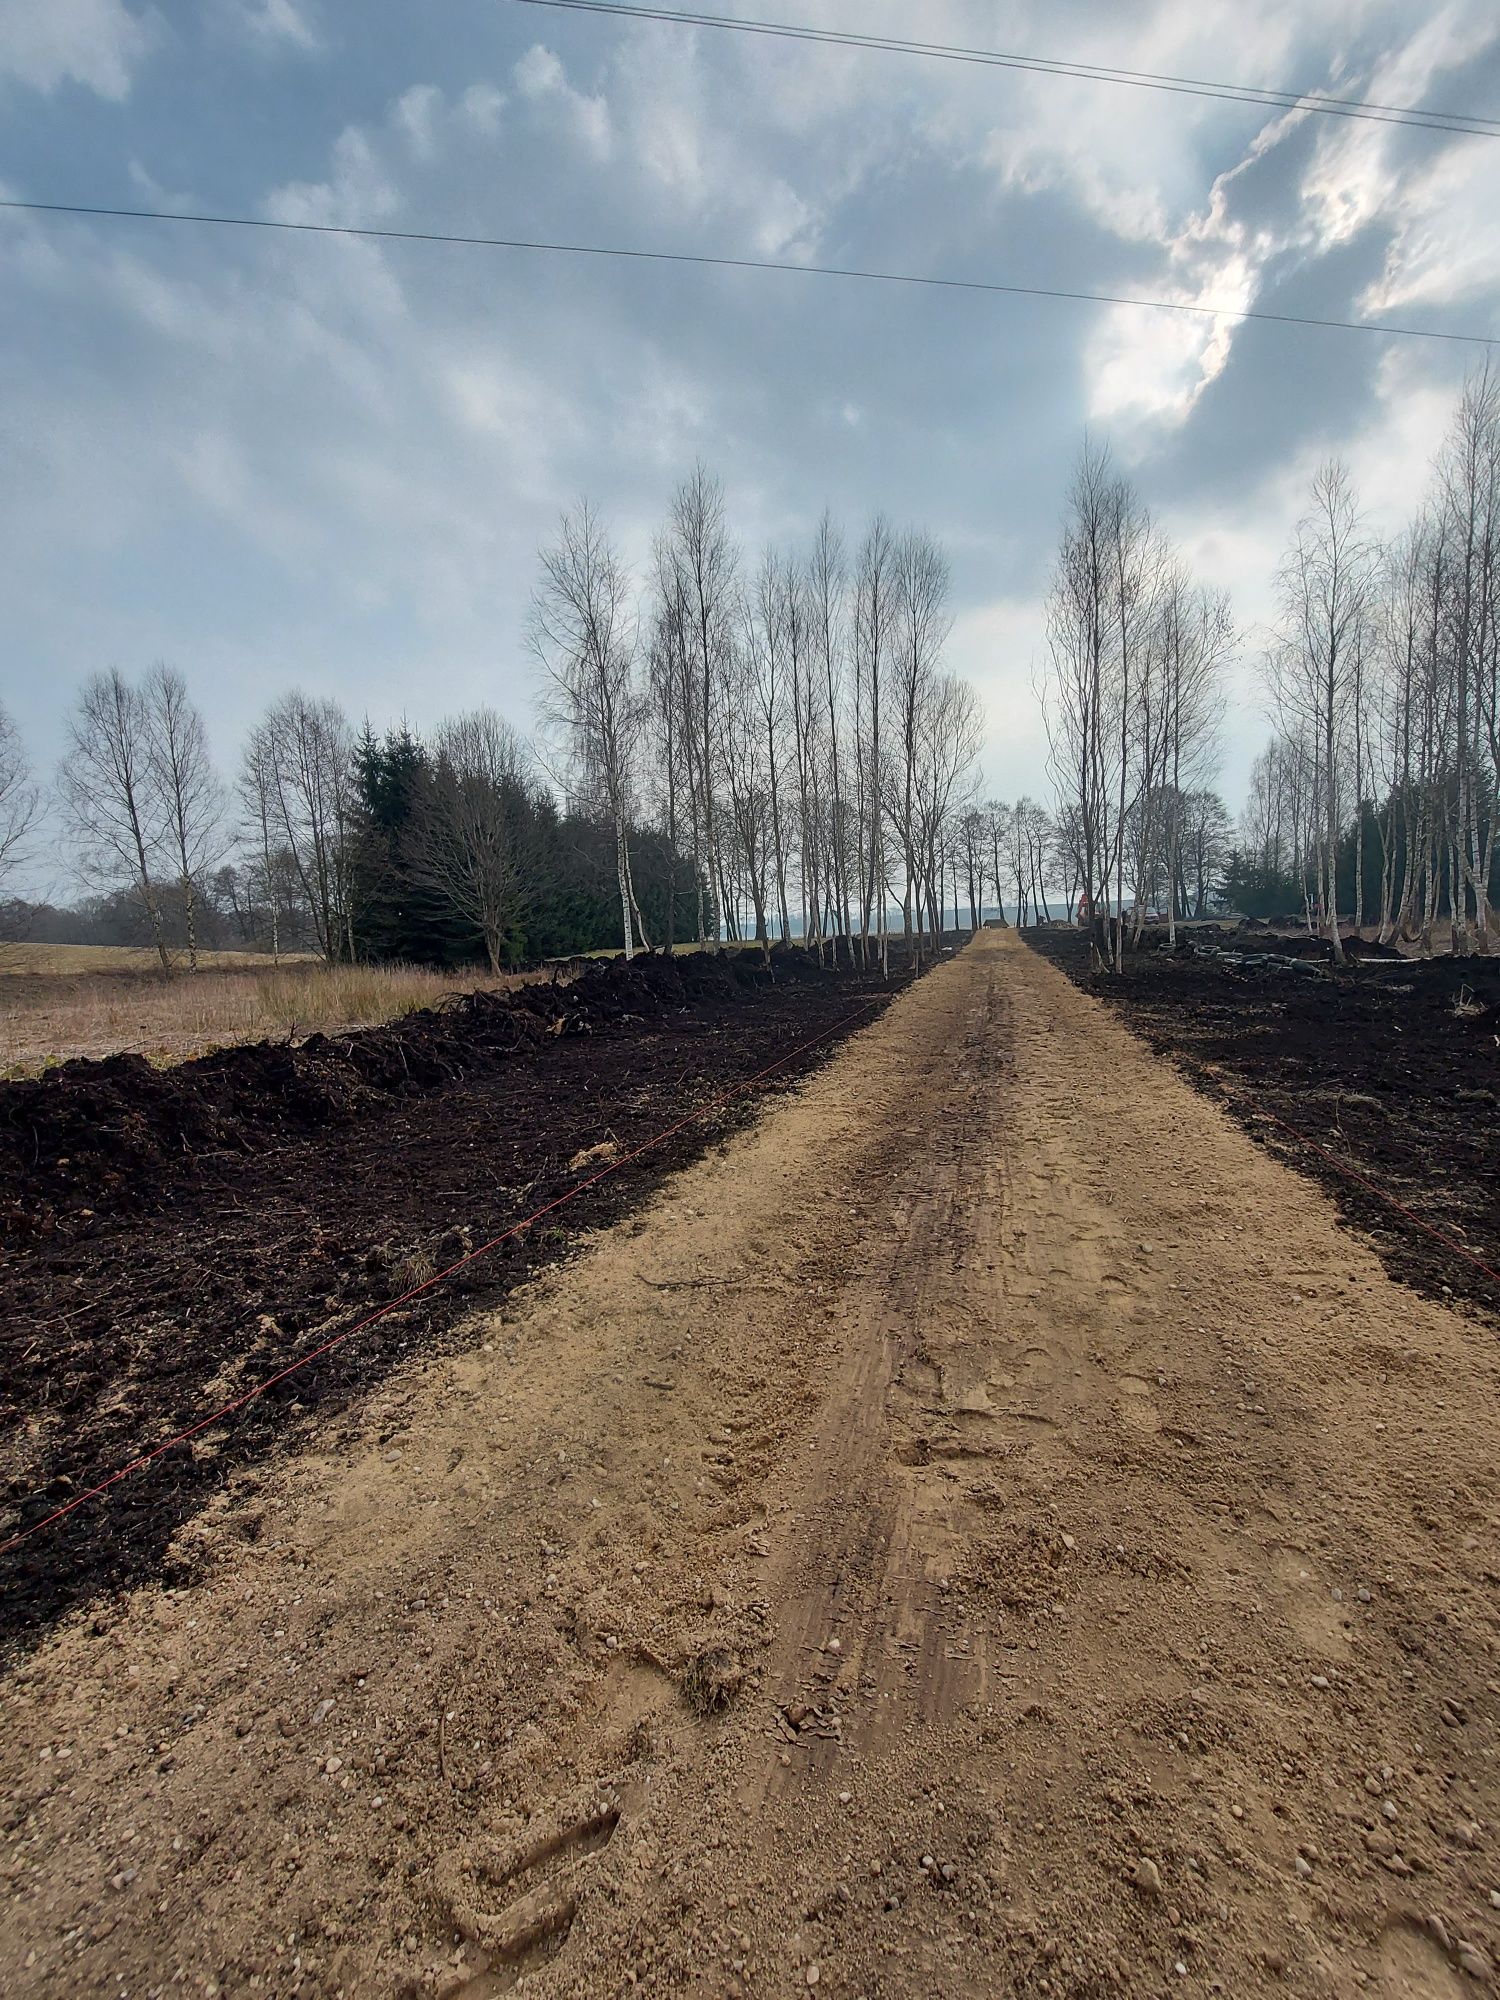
[1, 993, 884, 1565]
[1248, 1102, 1500, 1288]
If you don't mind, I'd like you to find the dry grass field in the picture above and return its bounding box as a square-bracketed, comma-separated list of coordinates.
[0, 954, 528, 1075]
[0, 941, 318, 977]
[0, 939, 779, 1075]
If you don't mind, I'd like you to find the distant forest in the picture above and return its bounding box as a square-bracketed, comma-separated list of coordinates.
[12, 730, 698, 968]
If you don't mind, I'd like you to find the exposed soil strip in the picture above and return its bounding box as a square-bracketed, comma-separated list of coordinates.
[0, 945, 910, 1645]
[1025, 927, 1500, 1316]
[4, 931, 1496, 1999]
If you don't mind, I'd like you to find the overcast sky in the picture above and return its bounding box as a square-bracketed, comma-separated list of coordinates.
[2, 0, 1498, 898]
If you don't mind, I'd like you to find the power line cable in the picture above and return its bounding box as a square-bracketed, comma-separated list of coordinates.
[3, 199, 1493, 347]
[509, 0, 1500, 141]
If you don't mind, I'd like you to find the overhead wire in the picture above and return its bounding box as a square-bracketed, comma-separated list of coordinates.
[1, 200, 1494, 347]
[509, 0, 1500, 141]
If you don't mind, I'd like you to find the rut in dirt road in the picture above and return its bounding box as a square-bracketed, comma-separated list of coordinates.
[1, 932, 1496, 2000]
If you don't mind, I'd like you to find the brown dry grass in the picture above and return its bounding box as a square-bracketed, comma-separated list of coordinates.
[0, 959, 534, 1076]
[0, 941, 318, 977]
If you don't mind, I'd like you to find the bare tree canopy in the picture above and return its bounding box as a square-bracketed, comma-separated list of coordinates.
[1264, 459, 1379, 964]
[1037, 438, 1240, 963]
[405, 710, 533, 974]
[530, 499, 648, 959]
[57, 669, 175, 975]
[261, 691, 358, 964]
[32, 478, 987, 974]
[1241, 363, 1500, 951]
[143, 663, 224, 972]
[22, 369, 1500, 970]
[0, 701, 41, 914]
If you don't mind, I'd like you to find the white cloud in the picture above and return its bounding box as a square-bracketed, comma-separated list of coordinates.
[965, 0, 1298, 245]
[459, 82, 506, 137]
[513, 43, 612, 161]
[1084, 231, 1260, 436]
[0, 0, 154, 99]
[1362, 140, 1500, 317]
[1045, 4, 1499, 441]
[442, 350, 587, 500]
[632, 91, 703, 200]
[752, 180, 817, 261]
[513, 44, 563, 96]
[394, 83, 442, 161]
[598, 25, 832, 260]
[1300, 0, 1497, 259]
[266, 125, 401, 227]
[219, 0, 321, 53]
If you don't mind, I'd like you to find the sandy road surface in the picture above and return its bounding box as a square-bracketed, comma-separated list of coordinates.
[2, 932, 1497, 1999]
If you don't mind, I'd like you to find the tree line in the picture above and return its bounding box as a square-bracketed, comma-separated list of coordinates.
[19, 372, 1488, 981]
[1040, 365, 1500, 966]
[532, 471, 985, 972]
[1, 466, 1004, 973]
[1040, 439, 1235, 968]
[1249, 366, 1500, 960]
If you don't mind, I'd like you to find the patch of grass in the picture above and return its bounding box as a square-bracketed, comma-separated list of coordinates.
[249, 964, 478, 1035]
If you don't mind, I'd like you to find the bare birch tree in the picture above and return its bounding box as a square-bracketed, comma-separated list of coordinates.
[1434, 363, 1500, 947]
[958, 805, 986, 928]
[809, 513, 852, 956]
[0, 701, 40, 914]
[888, 528, 953, 967]
[662, 464, 738, 947]
[59, 669, 173, 974]
[143, 663, 223, 972]
[1155, 567, 1232, 941]
[1264, 460, 1378, 964]
[913, 672, 981, 941]
[1042, 442, 1117, 966]
[260, 691, 357, 963]
[786, 554, 828, 957]
[745, 548, 793, 942]
[239, 721, 287, 963]
[530, 500, 648, 960]
[852, 516, 898, 971]
[643, 572, 693, 952]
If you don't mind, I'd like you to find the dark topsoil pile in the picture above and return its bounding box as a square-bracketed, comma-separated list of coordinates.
[1, 946, 844, 1241]
[1028, 924, 1500, 1315]
[0, 944, 905, 1644]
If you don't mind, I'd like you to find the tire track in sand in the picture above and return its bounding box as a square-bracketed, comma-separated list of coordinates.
[2, 932, 1496, 1999]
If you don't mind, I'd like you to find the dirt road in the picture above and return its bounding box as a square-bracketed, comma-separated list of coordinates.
[2, 931, 1496, 1999]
